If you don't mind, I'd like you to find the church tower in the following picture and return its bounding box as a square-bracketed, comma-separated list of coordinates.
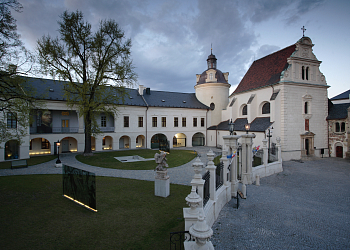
[195, 51, 230, 126]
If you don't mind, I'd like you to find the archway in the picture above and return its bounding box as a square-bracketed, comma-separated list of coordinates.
[151, 133, 167, 149]
[60, 137, 78, 153]
[29, 137, 51, 156]
[103, 136, 113, 150]
[192, 132, 205, 146]
[119, 136, 130, 149]
[173, 133, 187, 147]
[5, 140, 19, 160]
[136, 135, 145, 148]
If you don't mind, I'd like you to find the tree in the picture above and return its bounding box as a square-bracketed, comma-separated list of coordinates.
[37, 10, 137, 155]
[0, 0, 36, 145]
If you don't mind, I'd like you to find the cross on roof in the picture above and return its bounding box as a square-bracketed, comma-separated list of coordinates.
[301, 26, 306, 37]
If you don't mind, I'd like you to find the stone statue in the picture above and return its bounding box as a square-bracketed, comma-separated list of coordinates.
[155, 151, 169, 171]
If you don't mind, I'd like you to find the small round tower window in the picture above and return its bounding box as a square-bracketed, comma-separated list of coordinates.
[210, 103, 215, 110]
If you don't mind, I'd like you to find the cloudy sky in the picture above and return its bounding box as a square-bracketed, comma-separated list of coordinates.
[13, 0, 350, 98]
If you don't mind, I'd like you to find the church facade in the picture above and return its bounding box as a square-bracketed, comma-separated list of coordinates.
[1, 36, 343, 162]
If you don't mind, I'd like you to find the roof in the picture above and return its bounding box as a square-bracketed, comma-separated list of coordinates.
[327, 103, 350, 120]
[24, 77, 209, 110]
[208, 117, 273, 132]
[197, 69, 228, 85]
[233, 45, 296, 94]
[330, 89, 350, 101]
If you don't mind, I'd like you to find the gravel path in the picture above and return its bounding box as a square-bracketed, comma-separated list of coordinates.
[211, 157, 350, 250]
[0, 146, 221, 186]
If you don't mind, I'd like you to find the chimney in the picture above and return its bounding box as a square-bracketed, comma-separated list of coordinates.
[138, 85, 146, 96]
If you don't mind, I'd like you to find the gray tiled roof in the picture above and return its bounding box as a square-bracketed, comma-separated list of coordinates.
[330, 89, 350, 100]
[24, 77, 209, 109]
[208, 117, 272, 132]
[327, 103, 350, 120]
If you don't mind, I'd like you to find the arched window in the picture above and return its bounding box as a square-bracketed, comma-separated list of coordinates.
[341, 122, 345, 132]
[306, 67, 309, 80]
[335, 122, 340, 132]
[242, 105, 247, 116]
[302, 66, 305, 80]
[262, 102, 270, 114]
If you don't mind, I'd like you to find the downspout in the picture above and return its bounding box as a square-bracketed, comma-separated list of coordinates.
[141, 95, 149, 148]
[206, 109, 209, 146]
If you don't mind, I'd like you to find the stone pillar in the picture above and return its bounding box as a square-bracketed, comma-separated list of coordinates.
[155, 170, 170, 197]
[241, 134, 256, 185]
[223, 135, 240, 197]
[184, 186, 202, 231]
[262, 139, 268, 166]
[191, 157, 205, 208]
[276, 137, 282, 163]
[95, 137, 103, 152]
[185, 212, 214, 250]
[206, 150, 216, 201]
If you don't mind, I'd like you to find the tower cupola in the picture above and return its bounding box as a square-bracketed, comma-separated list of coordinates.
[207, 50, 217, 69]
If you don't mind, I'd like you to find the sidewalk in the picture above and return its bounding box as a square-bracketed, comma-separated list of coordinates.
[0, 146, 221, 186]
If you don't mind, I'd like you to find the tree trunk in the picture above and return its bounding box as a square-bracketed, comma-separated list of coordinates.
[84, 111, 93, 156]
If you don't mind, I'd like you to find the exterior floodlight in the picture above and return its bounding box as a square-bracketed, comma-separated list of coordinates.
[245, 123, 250, 134]
[228, 119, 235, 135]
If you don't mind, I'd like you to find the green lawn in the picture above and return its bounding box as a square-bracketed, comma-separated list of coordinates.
[0, 175, 189, 250]
[0, 154, 58, 169]
[76, 149, 197, 170]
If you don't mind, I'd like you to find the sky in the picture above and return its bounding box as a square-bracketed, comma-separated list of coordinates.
[12, 0, 350, 99]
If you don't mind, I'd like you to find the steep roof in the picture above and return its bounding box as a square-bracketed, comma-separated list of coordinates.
[327, 103, 350, 120]
[233, 45, 296, 94]
[24, 77, 209, 110]
[208, 117, 272, 132]
[330, 89, 350, 101]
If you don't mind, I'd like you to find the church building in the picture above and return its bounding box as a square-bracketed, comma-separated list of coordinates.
[1, 36, 342, 162]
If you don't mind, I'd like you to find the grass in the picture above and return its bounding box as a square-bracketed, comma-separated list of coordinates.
[0, 154, 58, 169]
[76, 149, 197, 170]
[0, 174, 189, 250]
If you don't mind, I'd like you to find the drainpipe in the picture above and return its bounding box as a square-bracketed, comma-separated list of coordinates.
[141, 95, 149, 148]
[206, 109, 209, 146]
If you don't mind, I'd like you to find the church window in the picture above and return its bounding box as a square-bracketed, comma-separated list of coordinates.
[306, 67, 309, 80]
[242, 105, 247, 116]
[262, 102, 270, 114]
[302, 66, 305, 80]
[336, 122, 346, 133]
[304, 102, 308, 114]
[335, 122, 340, 132]
[341, 122, 345, 132]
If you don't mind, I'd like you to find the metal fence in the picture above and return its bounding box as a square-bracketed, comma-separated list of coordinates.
[169, 231, 193, 250]
[216, 162, 224, 190]
[202, 171, 210, 207]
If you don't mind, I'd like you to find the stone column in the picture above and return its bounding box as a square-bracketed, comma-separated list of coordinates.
[191, 157, 205, 208]
[276, 137, 282, 163]
[206, 149, 216, 202]
[223, 135, 240, 197]
[185, 212, 214, 250]
[241, 134, 256, 185]
[262, 139, 268, 166]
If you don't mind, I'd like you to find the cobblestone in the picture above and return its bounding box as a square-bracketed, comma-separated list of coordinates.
[211, 157, 350, 249]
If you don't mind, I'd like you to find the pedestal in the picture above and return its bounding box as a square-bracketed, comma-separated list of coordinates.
[155, 170, 170, 197]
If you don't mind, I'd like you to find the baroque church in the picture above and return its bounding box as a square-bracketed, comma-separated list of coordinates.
[2, 36, 349, 162]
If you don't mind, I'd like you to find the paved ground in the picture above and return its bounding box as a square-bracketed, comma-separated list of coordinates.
[211, 157, 350, 250]
[1, 149, 350, 249]
[0, 146, 222, 186]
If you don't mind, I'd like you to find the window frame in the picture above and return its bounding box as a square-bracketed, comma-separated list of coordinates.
[174, 117, 178, 127]
[152, 117, 157, 127]
[182, 117, 186, 127]
[138, 116, 143, 127]
[124, 116, 129, 128]
[193, 117, 197, 127]
[162, 117, 166, 127]
[7, 112, 17, 128]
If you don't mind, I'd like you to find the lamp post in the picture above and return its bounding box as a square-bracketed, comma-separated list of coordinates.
[245, 123, 250, 134]
[228, 119, 235, 135]
[56, 140, 61, 164]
